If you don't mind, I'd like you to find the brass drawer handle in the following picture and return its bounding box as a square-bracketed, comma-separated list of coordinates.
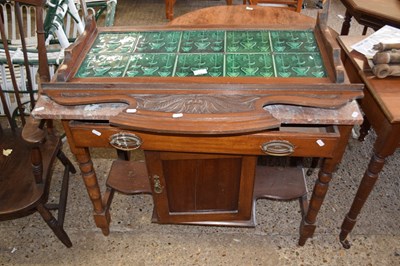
[261, 140, 295, 156]
[109, 132, 143, 151]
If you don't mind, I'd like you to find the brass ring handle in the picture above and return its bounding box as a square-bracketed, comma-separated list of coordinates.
[260, 140, 295, 156]
[109, 132, 143, 151]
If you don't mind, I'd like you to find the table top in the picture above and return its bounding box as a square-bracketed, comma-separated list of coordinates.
[169, 5, 315, 27]
[340, 0, 400, 27]
[338, 35, 400, 123]
[34, 6, 363, 133]
[33, 95, 362, 126]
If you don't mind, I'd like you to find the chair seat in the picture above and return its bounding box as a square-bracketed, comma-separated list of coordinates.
[0, 128, 60, 219]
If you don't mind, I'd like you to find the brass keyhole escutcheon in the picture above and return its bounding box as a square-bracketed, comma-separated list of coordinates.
[153, 175, 163, 194]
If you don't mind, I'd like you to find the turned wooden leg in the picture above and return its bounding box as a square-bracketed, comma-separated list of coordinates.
[340, 10, 352, 35]
[358, 116, 371, 142]
[165, 0, 170, 20]
[298, 125, 353, 246]
[61, 120, 110, 236]
[165, 0, 176, 20]
[76, 152, 111, 236]
[339, 153, 385, 249]
[37, 204, 72, 248]
[362, 26, 368, 35]
[299, 157, 335, 246]
[57, 150, 77, 174]
[306, 157, 320, 176]
[117, 149, 130, 161]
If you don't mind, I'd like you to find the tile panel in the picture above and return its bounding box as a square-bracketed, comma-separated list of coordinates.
[76, 30, 326, 78]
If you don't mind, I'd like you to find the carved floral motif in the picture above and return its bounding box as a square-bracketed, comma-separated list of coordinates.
[133, 94, 261, 114]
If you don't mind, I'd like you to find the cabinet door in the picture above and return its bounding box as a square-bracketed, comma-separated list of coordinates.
[145, 151, 257, 225]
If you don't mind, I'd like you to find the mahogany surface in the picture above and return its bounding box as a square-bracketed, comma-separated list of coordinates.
[41, 6, 363, 134]
[339, 0, 400, 35]
[33, 5, 363, 246]
[337, 36, 400, 248]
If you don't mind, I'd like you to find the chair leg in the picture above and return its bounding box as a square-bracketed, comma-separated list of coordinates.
[57, 164, 71, 225]
[362, 26, 368, 35]
[57, 150, 77, 174]
[36, 203, 72, 248]
[306, 157, 320, 176]
[99, 186, 115, 236]
[299, 194, 309, 216]
[39, 157, 73, 247]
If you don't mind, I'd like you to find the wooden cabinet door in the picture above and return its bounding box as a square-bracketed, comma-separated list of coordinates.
[145, 151, 257, 226]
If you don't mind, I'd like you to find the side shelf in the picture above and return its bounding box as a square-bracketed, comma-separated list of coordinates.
[254, 166, 307, 201]
[253, 166, 308, 224]
[101, 159, 152, 235]
[105, 160, 151, 194]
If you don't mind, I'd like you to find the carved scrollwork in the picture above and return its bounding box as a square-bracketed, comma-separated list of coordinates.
[133, 94, 261, 114]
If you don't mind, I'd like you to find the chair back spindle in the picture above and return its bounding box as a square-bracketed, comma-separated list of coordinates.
[0, 5, 25, 128]
[15, 2, 35, 107]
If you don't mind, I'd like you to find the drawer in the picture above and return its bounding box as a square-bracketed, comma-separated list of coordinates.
[68, 121, 340, 158]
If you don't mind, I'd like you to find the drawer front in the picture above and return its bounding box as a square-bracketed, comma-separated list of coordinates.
[68, 122, 340, 158]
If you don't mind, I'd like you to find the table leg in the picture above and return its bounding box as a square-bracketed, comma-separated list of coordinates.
[299, 125, 353, 245]
[165, 0, 176, 20]
[339, 130, 399, 248]
[339, 153, 384, 248]
[340, 10, 352, 35]
[358, 115, 371, 141]
[299, 157, 335, 246]
[61, 120, 111, 236]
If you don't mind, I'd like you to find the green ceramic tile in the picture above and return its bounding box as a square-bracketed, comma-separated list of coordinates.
[125, 53, 177, 77]
[76, 29, 327, 79]
[179, 31, 224, 53]
[225, 54, 274, 77]
[89, 33, 138, 54]
[226, 31, 271, 53]
[270, 30, 318, 53]
[134, 31, 181, 53]
[76, 53, 130, 78]
[175, 54, 224, 77]
[274, 53, 326, 78]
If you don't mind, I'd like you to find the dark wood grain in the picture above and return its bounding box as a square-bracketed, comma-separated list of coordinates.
[35, 5, 363, 246]
[340, 0, 400, 35]
[337, 36, 400, 248]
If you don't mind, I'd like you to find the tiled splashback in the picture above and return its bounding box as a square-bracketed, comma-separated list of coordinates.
[76, 30, 326, 78]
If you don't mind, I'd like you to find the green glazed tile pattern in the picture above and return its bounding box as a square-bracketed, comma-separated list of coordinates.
[180, 30, 225, 53]
[226, 31, 271, 53]
[76, 30, 327, 78]
[226, 54, 274, 77]
[135, 31, 181, 53]
[270, 31, 318, 53]
[175, 54, 224, 77]
[127, 54, 177, 77]
[275, 53, 325, 78]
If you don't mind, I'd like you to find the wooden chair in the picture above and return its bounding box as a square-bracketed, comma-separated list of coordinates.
[0, 0, 76, 247]
[0, 0, 117, 118]
[246, 0, 304, 13]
